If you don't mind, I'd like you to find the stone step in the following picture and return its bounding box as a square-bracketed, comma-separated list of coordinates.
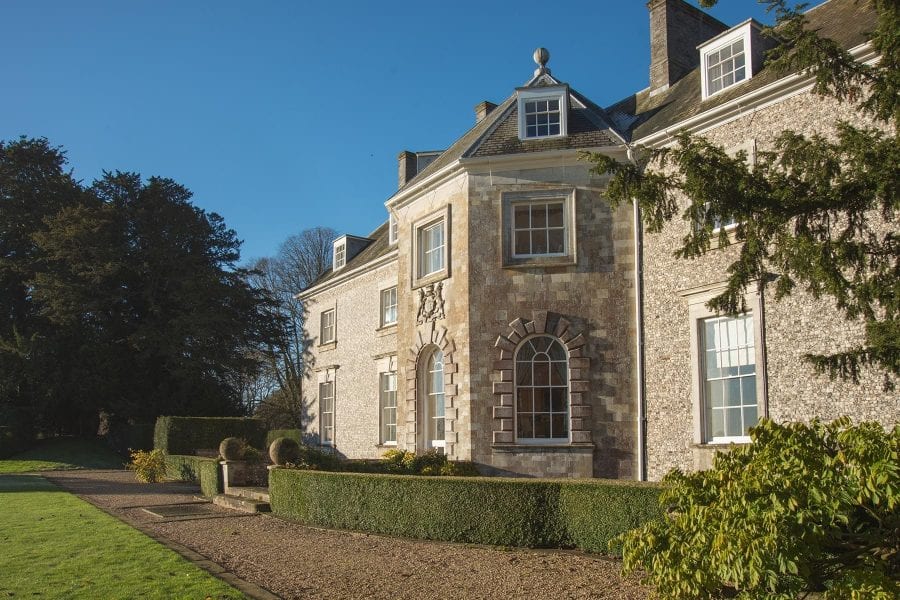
[227, 486, 270, 502]
[213, 494, 270, 513]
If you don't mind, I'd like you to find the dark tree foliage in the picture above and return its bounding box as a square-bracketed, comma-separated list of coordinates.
[583, 0, 899, 385]
[0, 138, 277, 434]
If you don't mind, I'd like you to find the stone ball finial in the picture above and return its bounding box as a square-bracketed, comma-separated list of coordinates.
[533, 47, 550, 68]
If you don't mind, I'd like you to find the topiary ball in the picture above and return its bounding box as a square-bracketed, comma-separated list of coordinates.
[219, 437, 244, 461]
[269, 436, 301, 466]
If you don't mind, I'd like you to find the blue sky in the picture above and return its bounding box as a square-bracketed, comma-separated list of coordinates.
[2, 1, 774, 262]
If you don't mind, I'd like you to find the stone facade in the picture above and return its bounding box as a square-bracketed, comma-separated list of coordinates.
[298, 0, 894, 481]
[302, 257, 398, 458]
[640, 88, 898, 480]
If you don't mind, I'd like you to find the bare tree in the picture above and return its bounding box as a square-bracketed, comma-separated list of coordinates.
[246, 226, 336, 428]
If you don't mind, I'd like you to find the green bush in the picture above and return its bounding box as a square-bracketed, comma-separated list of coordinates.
[128, 449, 167, 483]
[164, 454, 222, 497]
[0, 407, 35, 458]
[265, 429, 303, 447]
[374, 448, 478, 476]
[616, 418, 900, 600]
[153, 416, 266, 455]
[269, 468, 660, 552]
[269, 437, 301, 465]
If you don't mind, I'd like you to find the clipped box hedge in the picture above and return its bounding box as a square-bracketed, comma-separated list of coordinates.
[153, 416, 266, 455]
[269, 469, 661, 554]
[165, 454, 222, 497]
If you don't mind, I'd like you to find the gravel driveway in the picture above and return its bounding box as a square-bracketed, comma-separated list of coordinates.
[45, 470, 649, 600]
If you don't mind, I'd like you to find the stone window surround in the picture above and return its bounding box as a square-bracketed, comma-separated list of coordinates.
[388, 212, 398, 245]
[405, 321, 459, 457]
[680, 281, 768, 446]
[411, 205, 451, 289]
[492, 310, 593, 447]
[516, 86, 569, 141]
[501, 189, 577, 268]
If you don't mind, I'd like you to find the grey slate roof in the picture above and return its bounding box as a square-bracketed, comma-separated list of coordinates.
[304, 220, 392, 289]
[399, 73, 622, 191]
[606, 0, 878, 141]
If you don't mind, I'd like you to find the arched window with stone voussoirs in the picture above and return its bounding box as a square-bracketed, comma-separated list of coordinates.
[514, 335, 569, 443]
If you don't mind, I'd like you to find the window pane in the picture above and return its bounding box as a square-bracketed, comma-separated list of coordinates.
[735, 67, 745, 81]
[705, 349, 720, 379]
[725, 378, 742, 407]
[534, 414, 551, 438]
[514, 206, 530, 228]
[551, 388, 566, 411]
[547, 204, 564, 227]
[741, 376, 756, 406]
[526, 114, 537, 126]
[725, 407, 743, 437]
[518, 341, 535, 361]
[707, 380, 724, 408]
[527, 125, 537, 137]
[551, 414, 567, 438]
[548, 99, 559, 110]
[517, 415, 533, 438]
[517, 388, 532, 411]
[532, 230, 547, 254]
[525, 101, 536, 112]
[533, 362, 550, 386]
[546, 229, 564, 254]
[514, 231, 531, 255]
[532, 205, 547, 227]
[743, 405, 758, 430]
[548, 340, 566, 360]
[533, 388, 550, 412]
[710, 409, 725, 438]
[550, 361, 566, 385]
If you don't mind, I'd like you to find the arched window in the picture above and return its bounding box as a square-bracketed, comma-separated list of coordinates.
[515, 336, 568, 442]
[422, 348, 445, 450]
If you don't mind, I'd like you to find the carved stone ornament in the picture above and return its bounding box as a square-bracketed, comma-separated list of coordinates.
[416, 282, 446, 324]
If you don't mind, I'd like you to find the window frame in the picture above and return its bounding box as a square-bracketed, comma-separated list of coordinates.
[683, 283, 767, 445]
[513, 335, 570, 445]
[380, 286, 398, 328]
[420, 347, 446, 451]
[379, 371, 398, 446]
[699, 22, 760, 100]
[320, 308, 336, 345]
[319, 380, 335, 446]
[333, 241, 346, 270]
[411, 206, 451, 288]
[388, 213, 398, 245]
[516, 86, 569, 141]
[502, 189, 577, 268]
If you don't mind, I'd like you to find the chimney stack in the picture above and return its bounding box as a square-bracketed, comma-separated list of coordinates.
[398, 150, 417, 189]
[475, 101, 497, 123]
[648, 0, 728, 94]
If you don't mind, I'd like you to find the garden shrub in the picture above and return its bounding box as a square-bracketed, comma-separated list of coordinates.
[153, 416, 266, 455]
[616, 418, 900, 600]
[103, 421, 154, 456]
[269, 437, 301, 465]
[219, 437, 244, 461]
[374, 448, 478, 476]
[0, 407, 34, 458]
[269, 468, 660, 552]
[266, 428, 303, 447]
[164, 454, 222, 497]
[128, 449, 167, 483]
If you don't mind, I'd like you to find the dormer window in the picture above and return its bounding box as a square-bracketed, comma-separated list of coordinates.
[699, 20, 767, 100]
[333, 241, 346, 270]
[517, 86, 568, 141]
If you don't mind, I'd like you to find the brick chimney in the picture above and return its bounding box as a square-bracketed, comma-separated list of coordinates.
[474, 100, 497, 123]
[648, 0, 728, 94]
[398, 150, 417, 189]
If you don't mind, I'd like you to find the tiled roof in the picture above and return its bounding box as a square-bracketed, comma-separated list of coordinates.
[607, 0, 878, 141]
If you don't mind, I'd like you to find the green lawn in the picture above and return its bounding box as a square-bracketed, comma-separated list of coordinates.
[0, 474, 244, 599]
[0, 437, 125, 473]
